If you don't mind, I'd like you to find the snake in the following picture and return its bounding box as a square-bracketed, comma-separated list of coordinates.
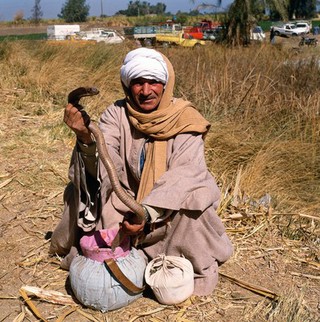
[68, 87, 146, 223]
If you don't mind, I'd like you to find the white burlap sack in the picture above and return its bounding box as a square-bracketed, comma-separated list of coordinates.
[69, 248, 146, 312]
[144, 254, 194, 305]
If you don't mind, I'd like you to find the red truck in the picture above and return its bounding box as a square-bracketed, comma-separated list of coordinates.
[183, 20, 220, 40]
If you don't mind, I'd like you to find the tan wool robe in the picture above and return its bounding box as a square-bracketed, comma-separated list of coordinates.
[50, 98, 233, 295]
[50, 49, 233, 296]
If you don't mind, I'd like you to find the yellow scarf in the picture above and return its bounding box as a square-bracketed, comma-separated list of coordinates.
[124, 54, 211, 202]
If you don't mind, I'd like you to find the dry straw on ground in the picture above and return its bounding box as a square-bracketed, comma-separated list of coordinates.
[0, 37, 319, 321]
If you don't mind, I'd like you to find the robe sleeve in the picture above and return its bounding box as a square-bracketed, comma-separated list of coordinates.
[77, 140, 98, 178]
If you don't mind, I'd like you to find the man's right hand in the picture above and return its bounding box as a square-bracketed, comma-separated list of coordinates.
[120, 218, 145, 236]
[64, 103, 93, 144]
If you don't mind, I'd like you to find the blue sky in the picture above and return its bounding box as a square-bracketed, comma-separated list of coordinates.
[0, 0, 232, 22]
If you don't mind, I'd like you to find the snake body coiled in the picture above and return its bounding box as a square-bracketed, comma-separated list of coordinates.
[68, 87, 146, 223]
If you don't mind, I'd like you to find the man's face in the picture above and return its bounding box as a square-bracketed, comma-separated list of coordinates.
[130, 78, 165, 112]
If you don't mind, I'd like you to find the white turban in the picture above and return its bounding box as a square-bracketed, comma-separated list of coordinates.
[120, 48, 168, 88]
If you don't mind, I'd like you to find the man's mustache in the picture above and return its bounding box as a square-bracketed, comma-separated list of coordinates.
[138, 94, 156, 101]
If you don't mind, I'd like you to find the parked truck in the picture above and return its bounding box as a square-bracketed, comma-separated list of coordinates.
[47, 25, 80, 40]
[155, 32, 206, 47]
[76, 28, 124, 44]
[183, 20, 221, 40]
[123, 23, 182, 46]
[272, 23, 306, 37]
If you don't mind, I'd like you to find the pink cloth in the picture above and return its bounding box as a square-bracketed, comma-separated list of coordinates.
[80, 229, 130, 262]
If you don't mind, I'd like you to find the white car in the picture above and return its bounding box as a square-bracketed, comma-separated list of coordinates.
[79, 29, 124, 44]
[294, 22, 310, 34]
[272, 23, 309, 37]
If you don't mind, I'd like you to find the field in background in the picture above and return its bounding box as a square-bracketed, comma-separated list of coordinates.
[0, 31, 319, 321]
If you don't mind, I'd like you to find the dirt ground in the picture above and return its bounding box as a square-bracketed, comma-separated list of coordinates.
[0, 26, 319, 322]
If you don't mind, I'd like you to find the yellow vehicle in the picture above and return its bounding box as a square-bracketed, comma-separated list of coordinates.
[155, 32, 206, 47]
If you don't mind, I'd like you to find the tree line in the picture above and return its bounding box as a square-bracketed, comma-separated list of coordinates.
[28, 0, 318, 24]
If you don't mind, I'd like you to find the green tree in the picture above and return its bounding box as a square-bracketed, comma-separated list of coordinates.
[191, 0, 288, 45]
[58, 0, 90, 22]
[175, 13, 189, 24]
[288, 0, 316, 19]
[153, 2, 167, 14]
[267, 0, 289, 20]
[31, 0, 43, 24]
[191, 0, 315, 45]
[116, 1, 166, 16]
[225, 0, 290, 45]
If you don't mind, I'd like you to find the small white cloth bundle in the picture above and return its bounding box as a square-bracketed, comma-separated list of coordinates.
[144, 254, 194, 305]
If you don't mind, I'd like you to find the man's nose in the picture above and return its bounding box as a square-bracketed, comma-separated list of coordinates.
[141, 83, 151, 95]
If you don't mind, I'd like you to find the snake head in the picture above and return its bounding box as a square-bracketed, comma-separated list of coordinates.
[67, 86, 100, 127]
[68, 87, 100, 109]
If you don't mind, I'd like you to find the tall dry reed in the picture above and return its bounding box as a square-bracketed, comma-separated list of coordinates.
[0, 40, 319, 215]
[168, 44, 319, 214]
